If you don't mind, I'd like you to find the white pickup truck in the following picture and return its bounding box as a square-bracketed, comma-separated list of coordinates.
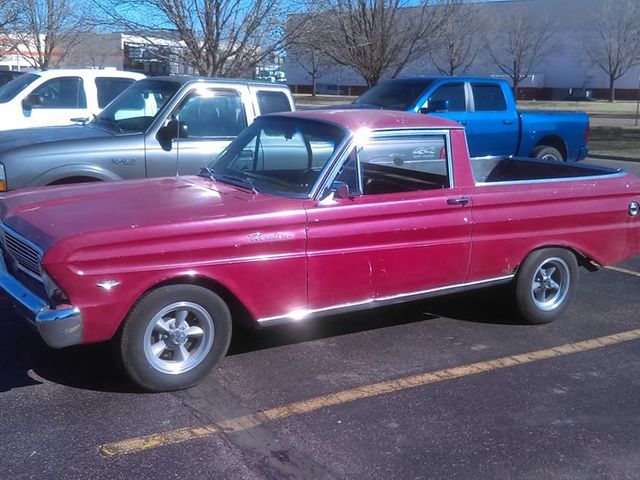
[0, 69, 145, 130]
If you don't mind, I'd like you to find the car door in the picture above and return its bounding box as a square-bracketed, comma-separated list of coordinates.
[305, 131, 473, 311]
[421, 82, 470, 128]
[467, 82, 519, 157]
[145, 86, 252, 178]
[24, 76, 88, 127]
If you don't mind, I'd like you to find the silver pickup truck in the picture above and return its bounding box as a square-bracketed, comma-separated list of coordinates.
[0, 76, 294, 191]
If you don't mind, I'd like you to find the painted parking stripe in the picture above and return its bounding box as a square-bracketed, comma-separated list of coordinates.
[604, 265, 640, 277]
[99, 328, 640, 457]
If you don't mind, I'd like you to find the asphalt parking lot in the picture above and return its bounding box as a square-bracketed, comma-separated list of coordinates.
[1, 157, 639, 480]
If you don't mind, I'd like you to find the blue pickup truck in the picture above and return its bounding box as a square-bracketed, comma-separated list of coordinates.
[352, 77, 589, 161]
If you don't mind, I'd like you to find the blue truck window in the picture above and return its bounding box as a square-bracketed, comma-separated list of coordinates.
[429, 84, 465, 112]
[472, 84, 507, 111]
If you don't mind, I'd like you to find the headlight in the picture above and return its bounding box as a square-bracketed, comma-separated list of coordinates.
[42, 271, 69, 305]
[0, 164, 5, 192]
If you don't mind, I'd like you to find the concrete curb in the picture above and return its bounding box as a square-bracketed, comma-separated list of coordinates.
[589, 154, 640, 163]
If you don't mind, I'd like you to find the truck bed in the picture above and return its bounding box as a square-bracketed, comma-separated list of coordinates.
[471, 157, 621, 184]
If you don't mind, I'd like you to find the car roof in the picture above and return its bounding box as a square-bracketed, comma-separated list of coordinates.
[269, 109, 463, 132]
[147, 75, 290, 88]
[378, 76, 510, 85]
[27, 69, 145, 79]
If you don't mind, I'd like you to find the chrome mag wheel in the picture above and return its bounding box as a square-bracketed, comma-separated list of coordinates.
[143, 302, 215, 374]
[530, 257, 570, 311]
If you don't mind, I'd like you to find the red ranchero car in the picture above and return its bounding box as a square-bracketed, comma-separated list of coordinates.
[1, 110, 639, 391]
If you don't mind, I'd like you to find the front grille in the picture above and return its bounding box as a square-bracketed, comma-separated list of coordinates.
[1, 226, 43, 281]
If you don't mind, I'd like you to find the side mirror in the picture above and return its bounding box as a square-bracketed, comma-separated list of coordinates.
[156, 119, 188, 151]
[421, 99, 450, 114]
[332, 180, 351, 199]
[22, 93, 43, 113]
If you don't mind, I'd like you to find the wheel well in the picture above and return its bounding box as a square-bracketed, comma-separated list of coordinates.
[149, 275, 255, 328]
[533, 136, 567, 160]
[48, 176, 102, 186]
[517, 245, 599, 273]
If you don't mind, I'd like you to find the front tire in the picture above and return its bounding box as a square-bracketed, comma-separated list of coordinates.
[514, 248, 578, 324]
[116, 284, 232, 392]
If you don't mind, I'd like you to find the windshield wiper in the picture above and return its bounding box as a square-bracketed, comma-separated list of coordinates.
[198, 167, 258, 193]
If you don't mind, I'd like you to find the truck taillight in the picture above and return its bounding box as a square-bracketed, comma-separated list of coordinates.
[585, 120, 590, 144]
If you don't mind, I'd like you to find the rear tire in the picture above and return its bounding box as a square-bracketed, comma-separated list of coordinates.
[116, 284, 232, 392]
[533, 145, 564, 161]
[514, 248, 578, 324]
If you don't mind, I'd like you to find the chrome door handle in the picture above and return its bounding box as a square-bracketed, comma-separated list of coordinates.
[447, 197, 470, 206]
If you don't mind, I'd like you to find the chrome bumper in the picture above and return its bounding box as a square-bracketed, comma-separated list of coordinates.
[0, 255, 82, 348]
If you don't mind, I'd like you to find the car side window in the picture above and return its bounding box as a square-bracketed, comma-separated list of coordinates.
[428, 84, 466, 112]
[96, 77, 136, 108]
[174, 89, 247, 138]
[31, 77, 87, 109]
[472, 84, 507, 111]
[335, 135, 450, 195]
[256, 90, 292, 114]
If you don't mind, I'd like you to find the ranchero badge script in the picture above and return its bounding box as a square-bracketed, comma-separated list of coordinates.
[248, 232, 293, 242]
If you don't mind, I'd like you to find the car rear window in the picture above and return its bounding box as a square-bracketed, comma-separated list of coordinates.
[256, 90, 292, 114]
[96, 77, 137, 108]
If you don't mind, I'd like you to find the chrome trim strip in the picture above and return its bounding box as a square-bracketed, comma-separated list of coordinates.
[313, 128, 456, 200]
[257, 274, 514, 326]
[474, 170, 628, 187]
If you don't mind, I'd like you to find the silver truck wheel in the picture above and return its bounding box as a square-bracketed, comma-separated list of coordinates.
[117, 284, 232, 392]
[533, 145, 564, 161]
[514, 248, 578, 324]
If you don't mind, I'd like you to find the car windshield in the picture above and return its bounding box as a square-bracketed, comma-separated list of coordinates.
[0, 73, 40, 104]
[354, 79, 434, 110]
[92, 79, 181, 133]
[203, 116, 346, 198]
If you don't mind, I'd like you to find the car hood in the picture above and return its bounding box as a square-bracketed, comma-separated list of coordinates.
[0, 124, 113, 152]
[0, 176, 303, 252]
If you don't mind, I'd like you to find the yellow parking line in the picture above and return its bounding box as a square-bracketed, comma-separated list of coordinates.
[99, 328, 640, 457]
[604, 265, 640, 277]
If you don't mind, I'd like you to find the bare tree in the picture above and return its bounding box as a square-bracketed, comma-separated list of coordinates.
[584, 0, 640, 102]
[98, 0, 318, 78]
[0, 0, 19, 60]
[12, 0, 90, 70]
[289, 30, 334, 95]
[429, 2, 482, 76]
[318, 0, 455, 88]
[483, 3, 554, 95]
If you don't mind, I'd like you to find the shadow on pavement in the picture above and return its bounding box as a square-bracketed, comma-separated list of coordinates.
[1, 285, 519, 393]
[228, 285, 520, 355]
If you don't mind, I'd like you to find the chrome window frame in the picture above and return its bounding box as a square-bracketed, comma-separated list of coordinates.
[312, 127, 457, 200]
